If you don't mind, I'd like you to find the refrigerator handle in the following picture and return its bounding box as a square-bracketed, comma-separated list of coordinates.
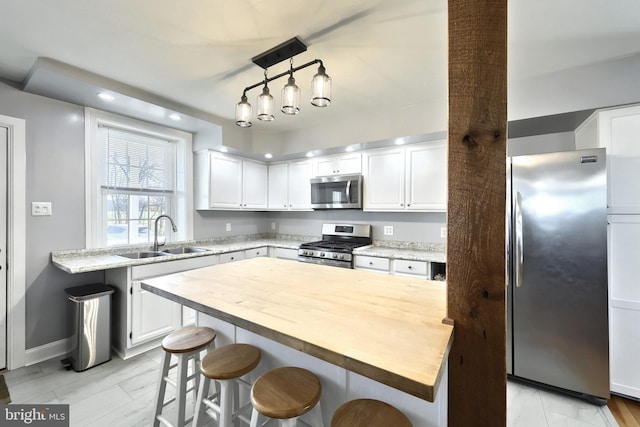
[515, 191, 524, 287]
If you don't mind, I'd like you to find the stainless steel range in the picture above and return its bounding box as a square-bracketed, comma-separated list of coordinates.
[298, 223, 372, 269]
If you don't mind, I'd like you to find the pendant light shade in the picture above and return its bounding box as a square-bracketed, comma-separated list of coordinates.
[235, 95, 252, 127]
[281, 75, 301, 115]
[257, 85, 275, 121]
[311, 64, 331, 107]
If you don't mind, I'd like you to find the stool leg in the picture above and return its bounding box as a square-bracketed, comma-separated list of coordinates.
[153, 352, 172, 427]
[175, 354, 189, 427]
[281, 419, 297, 427]
[309, 402, 324, 427]
[219, 379, 232, 427]
[191, 351, 201, 405]
[249, 407, 261, 427]
[193, 375, 210, 427]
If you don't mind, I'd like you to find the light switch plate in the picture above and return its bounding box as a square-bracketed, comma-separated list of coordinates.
[383, 226, 393, 236]
[226, 223, 231, 232]
[32, 202, 52, 216]
[440, 227, 447, 238]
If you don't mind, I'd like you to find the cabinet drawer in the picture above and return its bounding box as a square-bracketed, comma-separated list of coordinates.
[394, 260, 428, 276]
[219, 251, 245, 264]
[132, 254, 218, 279]
[245, 247, 268, 258]
[354, 256, 390, 271]
[272, 247, 298, 260]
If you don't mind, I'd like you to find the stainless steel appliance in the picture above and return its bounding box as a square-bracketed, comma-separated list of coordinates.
[310, 174, 363, 209]
[507, 148, 609, 402]
[298, 223, 372, 268]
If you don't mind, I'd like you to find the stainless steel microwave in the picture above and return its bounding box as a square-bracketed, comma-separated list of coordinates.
[310, 174, 363, 209]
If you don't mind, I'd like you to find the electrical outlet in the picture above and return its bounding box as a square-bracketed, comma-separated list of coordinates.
[226, 223, 231, 232]
[440, 227, 447, 238]
[383, 226, 394, 236]
[32, 202, 52, 216]
[271, 222, 276, 230]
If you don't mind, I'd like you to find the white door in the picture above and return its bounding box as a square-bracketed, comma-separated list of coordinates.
[0, 127, 7, 370]
[288, 160, 312, 209]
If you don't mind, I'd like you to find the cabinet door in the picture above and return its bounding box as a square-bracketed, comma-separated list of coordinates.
[607, 107, 640, 212]
[245, 247, 268, 258]
[242, 160, 268, 209]
[406, 141, 447, 211]
[209, 153, 243, 208]
[288, 160, 312, 209]
[268, 163, 289, 210]
[362, 147, 405, 211]
[313, 153, 361, 176]
[219, 250, 245, 264]
[131, 280, 181, 345]
[608, 215, 640, 398]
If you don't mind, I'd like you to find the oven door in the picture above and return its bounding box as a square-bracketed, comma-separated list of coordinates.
[310, 174, 362, 209]
[297, 255, 352, 269]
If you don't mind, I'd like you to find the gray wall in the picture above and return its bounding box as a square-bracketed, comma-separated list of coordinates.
[0, 81, 104, 349]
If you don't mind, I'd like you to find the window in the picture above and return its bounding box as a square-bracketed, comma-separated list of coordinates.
[86, 108, 192, 248]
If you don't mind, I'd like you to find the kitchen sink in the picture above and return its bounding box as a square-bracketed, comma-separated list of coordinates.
[162, 247, 209, 254]
[119, 251, 172, 259]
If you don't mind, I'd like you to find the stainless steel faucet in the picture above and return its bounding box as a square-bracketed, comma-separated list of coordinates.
[153, 214, 178, 252]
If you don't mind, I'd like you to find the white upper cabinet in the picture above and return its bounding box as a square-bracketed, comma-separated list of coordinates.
[195, 151, 267, 210]
[405, 141, 447, 211]
[575, 104, 640, 213]
[268, 159, 312, 210]
[313, 153, 362, 176]
[362, 147, 405, 210]
[362, 141, 447, 212]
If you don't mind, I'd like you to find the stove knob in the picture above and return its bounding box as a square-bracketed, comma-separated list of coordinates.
[339, 254, 345, 260]
[320, 252, 325, 257]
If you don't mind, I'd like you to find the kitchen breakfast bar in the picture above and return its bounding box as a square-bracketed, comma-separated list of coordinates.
[142, 257, 454, 426]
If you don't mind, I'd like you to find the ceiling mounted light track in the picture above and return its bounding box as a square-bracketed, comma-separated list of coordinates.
[235, 37, 331, 128]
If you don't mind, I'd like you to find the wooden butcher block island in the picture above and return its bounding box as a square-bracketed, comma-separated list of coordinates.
[142, 257, 453, 402]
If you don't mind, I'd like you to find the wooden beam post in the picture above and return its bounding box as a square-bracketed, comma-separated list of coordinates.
[447, 0, 507, 426]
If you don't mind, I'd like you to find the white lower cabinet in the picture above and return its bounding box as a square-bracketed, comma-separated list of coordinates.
[107, 254, 219, 359]
[220, 250, 245, 264]
[270, 247, 299, 260]
[355, 255, 445, 280]
[244, 247, 268, 259]
[354, 255, 390, 273]
[608, 215, 640, 398]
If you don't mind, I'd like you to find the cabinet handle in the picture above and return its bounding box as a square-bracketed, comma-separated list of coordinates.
[284, 204, 287, 207]
[408, 265, 413, 269]
[369, 261, 373, 265]
[231, 257, 235, 260]
[400, 203, 404, 207]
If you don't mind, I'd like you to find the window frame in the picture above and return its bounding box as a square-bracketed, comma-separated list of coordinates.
[85, 108, 193, 248]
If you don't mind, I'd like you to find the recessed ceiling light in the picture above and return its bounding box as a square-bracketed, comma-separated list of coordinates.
[219, 147, 228, 153]
[306, 151, 314, 158]
[97, 92, 115, 102]
[264, 153, 273, 159]
[345, 146, 354, 152]
[395, 138, 405, 145]
[168, 113, 182, 121]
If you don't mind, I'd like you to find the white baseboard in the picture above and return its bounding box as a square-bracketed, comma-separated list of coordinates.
[25, 338, 70, 366]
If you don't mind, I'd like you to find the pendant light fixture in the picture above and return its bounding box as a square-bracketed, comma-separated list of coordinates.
[235, 93, 252, 127]
[281, 59, 301, 115]
[256, 70, 275, 121]
[234, 37, 331, 127]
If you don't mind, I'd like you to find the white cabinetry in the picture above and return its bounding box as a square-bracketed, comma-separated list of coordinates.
[195, 151, 267, 210]
[270, 247, 299, 260]
[313, 153, 361, 176]
[362, 141, 447, 212]
[355, 255, 446, 280]
[107, 254, 220, 359]
[268, 160, 312, 210]
[575, 104, 640, 398]
[354, 255, 390, 273]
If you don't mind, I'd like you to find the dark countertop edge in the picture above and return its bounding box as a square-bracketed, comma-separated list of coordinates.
[140, 281, 442, 402]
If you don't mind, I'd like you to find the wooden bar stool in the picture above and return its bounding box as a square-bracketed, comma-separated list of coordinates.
[153, 326, 217, 427]
[331, 399, 412, 427]
[193, 343, 261, 427]
[249, 366, 324, 427]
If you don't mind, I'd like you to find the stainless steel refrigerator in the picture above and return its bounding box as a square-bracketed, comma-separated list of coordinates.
[507, 148, 609, 402]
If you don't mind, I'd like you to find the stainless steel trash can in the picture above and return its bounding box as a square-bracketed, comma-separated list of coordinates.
[65, 283, 115, 372]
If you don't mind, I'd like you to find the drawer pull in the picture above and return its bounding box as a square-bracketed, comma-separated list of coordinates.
[408, 265, 412, 269]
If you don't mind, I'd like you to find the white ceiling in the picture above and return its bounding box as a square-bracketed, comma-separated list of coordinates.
[1, 0, 639, 134]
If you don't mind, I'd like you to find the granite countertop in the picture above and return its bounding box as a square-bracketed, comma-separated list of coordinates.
[354, 241, 446, 263]
[51, 234, 315, 274]
[51, 235, 447, 274]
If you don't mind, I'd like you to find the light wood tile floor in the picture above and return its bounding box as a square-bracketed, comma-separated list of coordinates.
[3, 348, 620, 426]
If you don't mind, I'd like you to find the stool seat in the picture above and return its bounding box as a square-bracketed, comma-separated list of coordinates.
[162, 326, 216, 353]
[251, 366, 322, 419]
[201, 343, 261, 380]
[331, 399, 412, 427]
